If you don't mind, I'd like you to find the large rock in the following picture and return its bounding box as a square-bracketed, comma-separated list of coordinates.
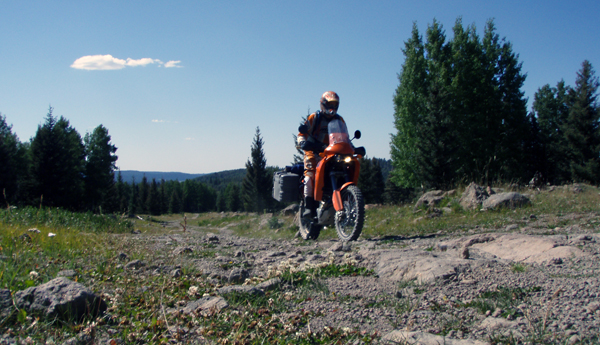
[182, 296, 228, 316]
[381, 330, 487, 345]
[0, 289, 14, 320]
[14, 277, 107, 321]
[415, 190, 446, 209]
[459, 183, 489, 210]
[375, 251, 468, 284]
[482, 192, 530, 210]
[280, 204, 299, 216]
[471, 234, 588, 263]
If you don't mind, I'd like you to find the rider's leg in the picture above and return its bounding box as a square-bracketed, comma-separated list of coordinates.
[303, 152, 317, 218]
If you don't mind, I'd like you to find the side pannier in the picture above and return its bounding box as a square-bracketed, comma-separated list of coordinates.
[272, 171, 300, 203]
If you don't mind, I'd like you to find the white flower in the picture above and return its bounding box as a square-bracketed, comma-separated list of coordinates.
[48, 233, 56, 237]
[29, 271, 39, 279]
[188, 286, 199, 296]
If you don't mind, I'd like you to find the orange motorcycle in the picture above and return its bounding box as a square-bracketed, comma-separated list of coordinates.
[295, 119, 366, 241]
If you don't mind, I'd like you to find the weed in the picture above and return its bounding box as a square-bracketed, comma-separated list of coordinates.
[510, 262, 527, 273]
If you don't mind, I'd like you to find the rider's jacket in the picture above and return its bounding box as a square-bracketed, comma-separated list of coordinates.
[298, 111, 345, 149]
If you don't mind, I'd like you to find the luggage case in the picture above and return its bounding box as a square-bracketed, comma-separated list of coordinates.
[272, 171, 300, 203]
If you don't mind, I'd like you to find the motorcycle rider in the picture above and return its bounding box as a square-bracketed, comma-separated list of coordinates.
[296, 91, 346, 218]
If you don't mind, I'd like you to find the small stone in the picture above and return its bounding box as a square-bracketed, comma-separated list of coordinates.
[461, 247, 470, 259]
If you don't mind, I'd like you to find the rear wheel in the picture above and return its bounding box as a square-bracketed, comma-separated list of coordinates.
[335, 185, 364, 241]
[298, 200, 321, 240]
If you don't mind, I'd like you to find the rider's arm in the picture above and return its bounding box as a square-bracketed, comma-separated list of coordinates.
[297, 113, 317, 149]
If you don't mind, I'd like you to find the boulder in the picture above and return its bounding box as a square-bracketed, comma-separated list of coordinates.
[0, 289, 14, 321]
[280, 204, 299, 216]
[182, 296, 228, 316]
[376, 251, 468, 284]
[14, 277, 106, 321]
[228, 268, 250, 284]
[415, 190, 446, 209]
[459, 183, 489, 210]
[482, 192, 530, 210]
[381, 330, 487, 345]
[471, 234, 589, 263]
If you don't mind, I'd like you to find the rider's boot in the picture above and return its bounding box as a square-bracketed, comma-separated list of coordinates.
[303, 196, 316, 218]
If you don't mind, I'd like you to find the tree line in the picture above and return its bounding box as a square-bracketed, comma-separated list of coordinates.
[391, 18, 599, 189]
[0, 109, 279, 215]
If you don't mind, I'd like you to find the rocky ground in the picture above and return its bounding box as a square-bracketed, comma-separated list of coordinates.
[109, 213, 599, 344]
[2, 202, 599, 344]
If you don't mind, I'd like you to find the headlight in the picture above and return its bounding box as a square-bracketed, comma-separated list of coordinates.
[335, 155, 353, 163]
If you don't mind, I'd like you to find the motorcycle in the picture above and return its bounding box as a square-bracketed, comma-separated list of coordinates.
[296, 118, 366, 241]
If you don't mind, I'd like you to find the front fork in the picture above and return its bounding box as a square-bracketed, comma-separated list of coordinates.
[330, 171, 352, 212]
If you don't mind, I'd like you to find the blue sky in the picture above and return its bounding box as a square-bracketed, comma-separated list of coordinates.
[1, 0, 598, 174]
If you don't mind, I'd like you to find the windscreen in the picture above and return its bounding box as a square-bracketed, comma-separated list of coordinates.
[328, 119, 350, 145]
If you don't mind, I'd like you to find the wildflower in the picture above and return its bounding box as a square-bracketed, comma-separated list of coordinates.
[48, 233, 56, 237]
[29, 271, 39, 280]
[188, 286, 199, 296]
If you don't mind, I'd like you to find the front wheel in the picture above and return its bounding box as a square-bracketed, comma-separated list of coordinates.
[335, 185, 365, 241]
[298, 200, 321, 240]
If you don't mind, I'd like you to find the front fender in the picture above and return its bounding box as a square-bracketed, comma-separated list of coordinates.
[332, 182, 357, 211]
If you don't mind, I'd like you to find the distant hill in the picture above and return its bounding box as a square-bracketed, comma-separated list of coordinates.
[116, 170, 205, 182]
[193, 168, 247, 191]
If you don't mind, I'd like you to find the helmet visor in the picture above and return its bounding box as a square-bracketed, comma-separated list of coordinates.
[323, 100, 339, 112]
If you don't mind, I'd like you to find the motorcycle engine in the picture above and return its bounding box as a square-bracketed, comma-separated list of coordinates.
[317, 203, 335, 225]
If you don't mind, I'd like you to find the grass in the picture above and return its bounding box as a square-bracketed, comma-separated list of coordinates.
[1, 183, 599, 343]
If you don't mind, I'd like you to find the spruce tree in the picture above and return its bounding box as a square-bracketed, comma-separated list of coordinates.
[84, 125, 118, 212]
[242, 127, 271, 212]
[168, 184, 183, 214]
[137, 175, 149, 214]
[225, 183, 242, 212]
[563, 60, 600, 184]
[532, 81, 573, 183]
[391, 18, 529, 188]
[416, 19, 457, 189]
[29, 107, 85, 210]
[147, 178, 161, 215]
[390, 23, 427, 188]
[0, 114, 24, 204]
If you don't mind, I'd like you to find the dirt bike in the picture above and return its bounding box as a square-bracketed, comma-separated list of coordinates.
[294, 118, 366, 241]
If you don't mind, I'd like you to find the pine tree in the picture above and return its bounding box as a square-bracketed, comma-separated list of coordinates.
[390, 23, 427, 188]
[0, 114, 24, 204]
[391, 18, 529, 188]
[225, 183, 242, 212]
[115, 170, 130, 213]
[159, 179, 167, 214]
[137, 175, 149, 214]
[168, 183, 183, 214]
[493, 29, 530, 182]
[370, 158, 386, 204]
[128, 177, 137, 215]
[563, 60, 600, 184]
[29, 107, 85, 210]
[416, 19, 457, 189]
[532, 81, 573, 183]
[242, 127, 272, 212]
[182, 179, 198, 212]
[84, 125, 118, 212]
[147, 178, 161, 215]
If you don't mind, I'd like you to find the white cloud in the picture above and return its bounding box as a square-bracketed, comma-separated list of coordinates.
[185, 137, 195, 141]
[71, 55, 181, 70]
[126, 57, 162, 67]
[152, 119, 166, 123]
[164, 60, 182, 68]
[71, 55, 127, 70]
